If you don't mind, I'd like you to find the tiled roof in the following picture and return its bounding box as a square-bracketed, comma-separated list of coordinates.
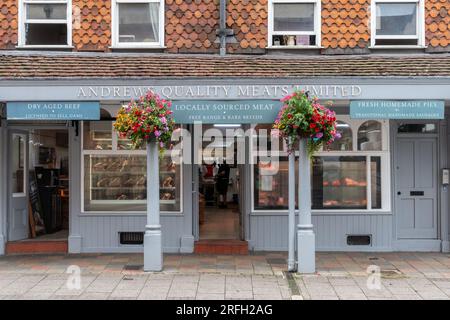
[1, 53, 450, 79]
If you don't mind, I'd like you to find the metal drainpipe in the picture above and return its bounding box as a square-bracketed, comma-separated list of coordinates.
[219, 0, 226, 56]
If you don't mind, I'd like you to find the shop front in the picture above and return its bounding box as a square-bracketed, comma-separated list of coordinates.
[0, 79, 449, 255]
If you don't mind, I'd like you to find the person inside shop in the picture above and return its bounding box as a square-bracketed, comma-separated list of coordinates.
[216, 160, 230, 208]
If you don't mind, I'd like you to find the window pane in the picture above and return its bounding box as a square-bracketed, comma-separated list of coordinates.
[376, 3, 417, 36]
[272, 34, 316, 46]
[25, 23, 67, 45]
[371, 157, 381, 209]
[254, 157, 298, 210]
[12, 134, 25, 194]
[118, 3, 159, 43]
[328, 121, 353, 151]
[273, 3, 314, 32]
[398, 123, 437, 133]
[312, 156, 367, 209]
[358, 121, 382, 151]
[84, 154, 181, 212]
[27, 4, 67, 19]
[83, 121, 112, 150]
[252, 124, 286, 154]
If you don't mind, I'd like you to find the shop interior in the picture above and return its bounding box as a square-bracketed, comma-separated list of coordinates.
[198, 125, 241, 240]
[13, 129, 69, 242]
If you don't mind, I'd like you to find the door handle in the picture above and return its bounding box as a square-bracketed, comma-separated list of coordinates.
[397, 191, 401, 195]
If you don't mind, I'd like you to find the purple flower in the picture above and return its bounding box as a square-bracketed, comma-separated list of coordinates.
[154, 130, 161, 137]
[160, 116, 167, 124]
[315, 132, 323, 139]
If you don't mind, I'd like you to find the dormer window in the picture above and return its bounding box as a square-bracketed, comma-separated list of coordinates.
[19, 0, 71, 47]
[371, 0, 425, 47]
[268, 0, 321, 47]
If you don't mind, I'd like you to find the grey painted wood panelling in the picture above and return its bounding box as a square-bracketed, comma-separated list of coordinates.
[250, 214, 393, 251]
[78, 215, 184, 253]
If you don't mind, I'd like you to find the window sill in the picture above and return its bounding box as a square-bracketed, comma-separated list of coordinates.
[267, 45, 323, 50]
[110, 45, 166, 50]
[16, 45, 74, 50]
[369, 45, 427, 50]
[251, 210, 392, 216]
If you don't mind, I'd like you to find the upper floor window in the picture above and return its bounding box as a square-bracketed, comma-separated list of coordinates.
[19, 0, 71, 47]
[371, 0, 425, 47]
[268, 0, 321, 47]
[112, 0, 164, 48]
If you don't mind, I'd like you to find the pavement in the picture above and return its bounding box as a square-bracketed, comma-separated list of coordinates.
[0, 252, 449, 300]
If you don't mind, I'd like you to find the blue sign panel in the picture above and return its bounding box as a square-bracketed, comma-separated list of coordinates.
[7, 101, 100, 120]
[171, 100, 283, 124]
[350, 100, 445, 119]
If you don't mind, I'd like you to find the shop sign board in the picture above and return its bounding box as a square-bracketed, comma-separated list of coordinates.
[172, 100, 283, 123]
[6, 101, 100, 120]
[350, 100, 445, 119]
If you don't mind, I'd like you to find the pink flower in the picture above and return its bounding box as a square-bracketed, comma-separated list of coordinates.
[280, 93, 295, 102]
[160, 116, 167, 124]
[154, 130, 161, 137]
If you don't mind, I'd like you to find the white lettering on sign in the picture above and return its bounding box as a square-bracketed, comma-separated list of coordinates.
[77, 85, 362, 100]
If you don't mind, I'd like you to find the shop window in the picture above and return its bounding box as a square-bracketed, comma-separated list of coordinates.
[112, 0, 164, 48]
[82, 121, 182, 213]
[20, 0, 71, 47]
[252, 118, 389, 212]
[358, 121, 382, 151]
[254, 157, 299, 210]
[398, 123, 437, 133]
[372, 0, 424, 47]
[269, 0, 321, 47]
[328, 121, 352, 151]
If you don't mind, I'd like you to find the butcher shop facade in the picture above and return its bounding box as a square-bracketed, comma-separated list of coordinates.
[1, 78, 450, 255]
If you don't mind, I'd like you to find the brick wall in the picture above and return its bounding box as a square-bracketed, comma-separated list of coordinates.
[426, 0, 450, 52]
[0, 0, 18, 50]
[73, 0, 111, 51]
[321, 0, 370, 54]
[0, 0, 449, 54]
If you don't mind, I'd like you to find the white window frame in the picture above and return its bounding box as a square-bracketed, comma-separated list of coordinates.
[80, 121, 183, 214]
[18, 0, 72, 48]
[111, 0, 165, 49]
[250, 117, 391, 214]
[371, 0, 425, 48]
[268, 0, 321, 48]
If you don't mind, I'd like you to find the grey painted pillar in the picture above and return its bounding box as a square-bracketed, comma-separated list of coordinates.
[297, 138, 315, 273]
[68, 124, 82, 253]
[288, 145, 296, 271]
[0, 120, 6, 255]
[144, 140, 163, 271]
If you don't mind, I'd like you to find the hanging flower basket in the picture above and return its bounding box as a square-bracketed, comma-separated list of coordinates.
[113, 90, 175, 150]
[273, 90, 340, 155]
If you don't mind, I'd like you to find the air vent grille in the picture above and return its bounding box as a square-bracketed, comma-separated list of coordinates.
[347, 235, 371, 246]
[119, 232, 144, 245]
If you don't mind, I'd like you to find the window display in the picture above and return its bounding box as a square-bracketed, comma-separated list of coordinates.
[252, 118, 388, 212]
[312, 156, 367, 209]
[358, 121, 382, 151]
[254, 157, 298, 210]
[82, 121, 182, 212]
